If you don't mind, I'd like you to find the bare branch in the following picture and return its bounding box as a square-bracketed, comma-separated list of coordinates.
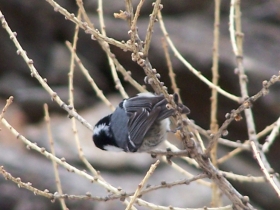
[262, 116, 280, 152]
[0, 96, 13, 120]
[97, 0, 128, 98]
[0, 166, 54, 199]
[126, 160, 160, 210]
[142, 0, 161, 57]
[161, 38, 181, 101]
[0, 10, 93, 131]
[45, 0, 132, 51]
[157, 10, 241, 103]
[44, 104, 68, 210]
[229, 0, 280, 197]
[66, 41, 115, 111]
[206, 74, 280, 156]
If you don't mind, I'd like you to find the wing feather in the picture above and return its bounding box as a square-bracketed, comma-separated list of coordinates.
[124, 94, 175, 150]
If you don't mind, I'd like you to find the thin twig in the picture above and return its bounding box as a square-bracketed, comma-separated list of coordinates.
[0, 117, 122, 193]
[76, 0, 95, 28]
[157, 10, 240, 103]
[130, 0, 145, 54]
[229, 0, 238, 55]
[142, 0, 161, 57]
[98, 0, 128, 99]
[127, 2, 175, 101]
[217, 144, 247, 165]
[67, 11, 101, 178]
[205, 74, 280, 156]
[210, 0, 221, 205]
[124, 0, 134, 26]
[194, 129, 206, 152]
[0, 167, 218, 208]
[45, 0, 132, 52]
[0, 166, 54, 199]
[103, 46, 147, 93]
[126, 160, 160, 210]
[136, 199, 233, 210]
[221, 171, 265, 183]
[210, 0, 221, 134]
[0, 113, 154, 209]
[161, 157, 211, 187]
[262, 116, 280, 152]
[76, 0, 146, 94]
[164, 141, 200, 168]
[161, 38, 181, 101]
[187, 120, 250, 150]
[218, 138, 250, 150]
[0, 96, 13, 119]
[53, 173, 207, 202]
[44, 104, 68, 210]
[140, 173, 208, 195]
[148, 149, 188, 157]
[229, 0, 280, 197]
[0, 11, 93, 131]
[217, 121, 278, 164]
[65, 41, 114, 111]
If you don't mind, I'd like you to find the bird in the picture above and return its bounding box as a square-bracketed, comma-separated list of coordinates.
[93, 92, 190, 152]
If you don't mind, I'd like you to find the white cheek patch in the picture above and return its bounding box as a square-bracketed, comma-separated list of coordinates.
[94, 123, 109, 136]
[104, 145, 124, 152]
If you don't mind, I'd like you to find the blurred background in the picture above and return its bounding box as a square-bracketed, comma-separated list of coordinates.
[0, 0, 280, 209]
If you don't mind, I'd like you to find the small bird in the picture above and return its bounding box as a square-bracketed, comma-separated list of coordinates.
[93, 92, 190, 152]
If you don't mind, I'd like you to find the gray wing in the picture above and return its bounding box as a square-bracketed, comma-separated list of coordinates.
[124, 94, 175, 149]
[124, 94, 175, 121]
[127, 106, 161, 148]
